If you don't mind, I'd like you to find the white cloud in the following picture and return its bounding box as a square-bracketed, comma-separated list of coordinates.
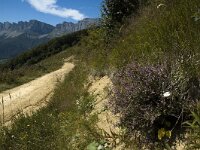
[25, 0, 86, 20]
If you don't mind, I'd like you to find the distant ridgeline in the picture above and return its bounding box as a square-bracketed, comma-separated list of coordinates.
[0, 18, 100, 59]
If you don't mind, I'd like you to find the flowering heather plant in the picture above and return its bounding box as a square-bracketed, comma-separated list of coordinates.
[111, 61, 200, 146]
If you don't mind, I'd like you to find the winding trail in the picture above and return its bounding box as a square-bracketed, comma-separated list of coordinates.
[0, 61, 74, 125]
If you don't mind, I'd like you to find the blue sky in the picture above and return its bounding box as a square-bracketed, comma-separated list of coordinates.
[0, 0, 102, 25]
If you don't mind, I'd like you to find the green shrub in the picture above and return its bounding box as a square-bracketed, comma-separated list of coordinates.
[101, 0, 148, 38]
[111, 60, 200, 148]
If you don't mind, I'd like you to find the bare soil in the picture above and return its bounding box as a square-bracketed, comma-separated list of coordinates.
[0, 61, 74, 126]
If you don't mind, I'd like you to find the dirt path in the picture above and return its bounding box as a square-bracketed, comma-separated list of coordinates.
[88, 76, 124, 149]
[0, 61, 74, 125]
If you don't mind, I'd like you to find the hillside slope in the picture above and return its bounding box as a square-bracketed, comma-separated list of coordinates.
[0, 0, 200, 149]
[0, 59, 74, 126]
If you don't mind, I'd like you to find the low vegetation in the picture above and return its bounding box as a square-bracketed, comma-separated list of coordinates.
[0, 0, 200, 149]
[0, 63, 101, 149]
[185, 105, 200, 149]
[0, 30, 88, 92]
[111, 60, 199, 148]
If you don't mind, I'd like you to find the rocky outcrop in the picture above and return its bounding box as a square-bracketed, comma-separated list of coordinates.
[0, 18, 100, 39]
[0, 18, 100, 59]
[50, 18, 100, 37]
[0, 20, 55, 38]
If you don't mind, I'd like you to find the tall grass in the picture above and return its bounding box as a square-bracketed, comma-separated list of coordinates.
[185, 105, 200, 149]
[0, 62, 101, 150]
[109, 0, 200, 69]
[0, 0, 200, 149]
[108, 0, 200, 148]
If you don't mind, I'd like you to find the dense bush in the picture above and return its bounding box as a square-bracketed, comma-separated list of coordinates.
[101, 0, 146, 39]
[102, 0, 139, 26]
[111, 60, 200, 147]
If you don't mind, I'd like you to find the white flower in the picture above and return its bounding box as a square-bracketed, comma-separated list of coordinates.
[157, 3, 165, 9]
[97, 145, 104, 150]
[76, 99, 80, 105]
[163, 92, 171, 97]
[104, 143, 109, 148]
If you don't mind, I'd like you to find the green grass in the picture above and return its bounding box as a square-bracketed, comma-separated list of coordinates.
[184, 104, 200, 149]
[109, 0, 200, 69]
[107, 0, 200, 148]
[0, 48, 73, 92]
[0, 0, 200, 149]
[0, 62, 102, 150]
[0, 29, 88, 92]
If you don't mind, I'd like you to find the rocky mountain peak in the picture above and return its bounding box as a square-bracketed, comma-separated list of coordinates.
[50, 18, 100, 37]
[0, 20, 55, 35]
[0, 18, 100, 59]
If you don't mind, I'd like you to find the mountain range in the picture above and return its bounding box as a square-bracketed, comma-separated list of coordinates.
[0, 18, 100, 59]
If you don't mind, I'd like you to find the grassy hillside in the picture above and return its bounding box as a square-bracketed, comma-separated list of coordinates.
[1, 0, 200, 149]
[0, 29, 88, 92]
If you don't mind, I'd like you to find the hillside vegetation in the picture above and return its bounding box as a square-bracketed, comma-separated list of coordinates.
[1, 0, 200, 149]
[0, 29, 88, 92]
